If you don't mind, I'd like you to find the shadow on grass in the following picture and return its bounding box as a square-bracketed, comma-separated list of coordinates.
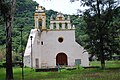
[105, 67, 120, 70]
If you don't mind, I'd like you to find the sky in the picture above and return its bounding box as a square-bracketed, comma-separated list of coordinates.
[33, 0, 120, 15]
[33, 0, 84, 15]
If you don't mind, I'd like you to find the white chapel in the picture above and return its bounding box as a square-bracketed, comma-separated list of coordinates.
[24, 6, 89, 68]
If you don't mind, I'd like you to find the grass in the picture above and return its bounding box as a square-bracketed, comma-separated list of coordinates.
[0, 61, 120, 80]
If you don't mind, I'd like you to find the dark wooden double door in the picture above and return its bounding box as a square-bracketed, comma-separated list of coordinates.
[56, 53, 68, 65]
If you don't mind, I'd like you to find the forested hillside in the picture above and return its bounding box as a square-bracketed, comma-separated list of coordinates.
[0, 0, 86, 62]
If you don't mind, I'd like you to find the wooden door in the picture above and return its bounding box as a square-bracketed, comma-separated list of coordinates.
[56, 53, 68, 65]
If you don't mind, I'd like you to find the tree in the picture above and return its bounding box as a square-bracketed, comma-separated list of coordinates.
[0, 0, 16, 79]
[71, 0, 120, 69]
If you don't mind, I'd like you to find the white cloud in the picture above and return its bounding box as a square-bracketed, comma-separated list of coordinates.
[33, 0, 81, 15]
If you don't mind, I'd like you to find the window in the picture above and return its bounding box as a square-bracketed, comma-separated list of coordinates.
[58, 37, 64, 43]
[58, 17, 62, 20]
[41, 41, 43, 45]
[35, 58, 39, 68]
[65, 23, 67, 29]
[53, 23, 56, 29]
[59, 23, 62, 29]
[75, 59, 81, 65]
[38, 19, 42, 28]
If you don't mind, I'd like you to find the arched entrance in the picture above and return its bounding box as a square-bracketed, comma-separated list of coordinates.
[56, 53, 68, 65]
[38, 18, 42, 29]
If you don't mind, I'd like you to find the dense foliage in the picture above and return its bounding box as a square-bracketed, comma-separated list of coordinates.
[0, 0, 38, 62]
[71, 0, 120, 69]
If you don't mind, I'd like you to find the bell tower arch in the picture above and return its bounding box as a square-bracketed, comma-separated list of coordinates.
[34, 6, 46, 30]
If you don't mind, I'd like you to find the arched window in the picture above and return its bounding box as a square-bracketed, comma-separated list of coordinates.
[65, 23, 67, 29]
[59, 23, 62, 29]
[53, 23, 56, 29]
[38, 19, 42, 29]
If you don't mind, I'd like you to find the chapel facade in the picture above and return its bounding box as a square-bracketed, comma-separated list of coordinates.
[24, 6, 89, 68]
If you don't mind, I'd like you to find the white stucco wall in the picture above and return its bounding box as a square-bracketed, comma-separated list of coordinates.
[24, 29, 40, 67]
[24, 29, 89, 68]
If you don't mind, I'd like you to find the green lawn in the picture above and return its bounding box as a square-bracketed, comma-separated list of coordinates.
[0, 61, 120, 80]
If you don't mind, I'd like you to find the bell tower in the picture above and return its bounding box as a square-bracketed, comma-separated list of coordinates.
[34, 6, 46, 30]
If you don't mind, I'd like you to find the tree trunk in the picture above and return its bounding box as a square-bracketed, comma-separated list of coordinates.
[100, 35, 105, 69]
[5, 0, 16, 80]
[96, 0, 105, 69]
[96, 0, 101, 18]
[6, 15, 13, 80]
[101, 50, 105, 69]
